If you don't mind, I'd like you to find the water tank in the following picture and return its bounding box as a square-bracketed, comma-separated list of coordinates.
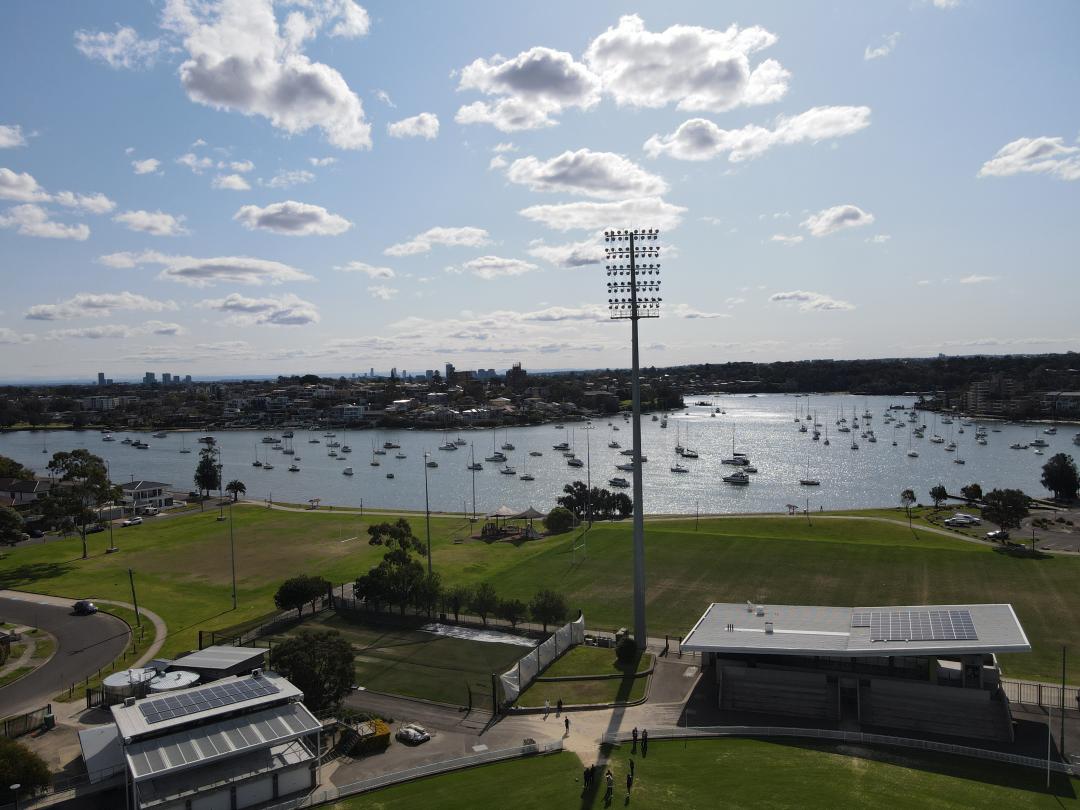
[149, 670, 200, 692]
[103, 668, 155, 700]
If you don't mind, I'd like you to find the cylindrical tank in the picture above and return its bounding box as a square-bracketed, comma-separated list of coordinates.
[148, 670, 200, 692]
[103, 668, 155, 700]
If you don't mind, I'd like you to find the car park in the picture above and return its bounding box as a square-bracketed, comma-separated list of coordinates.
[72, 600, 98, 615]
[121, 516, 142, 527]
[395, 723, 430, 745]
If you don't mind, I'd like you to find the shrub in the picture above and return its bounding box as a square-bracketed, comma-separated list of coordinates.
[543, 506, 574, 534]
[615, 636, 638, 666]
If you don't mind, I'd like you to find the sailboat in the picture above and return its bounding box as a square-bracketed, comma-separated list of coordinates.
[252, 444, 263, 467]
[467, 444, 482, 471]
[370, 446, 380, 466]
[262, 447, 274, 470]
[721, 430, 750, 466]
[179, 434, 191, 454]
[519, 454, 534, 481]
[485, 428, 506, 463]
[823, 424, 830, 446]
[954, 438, 966, 465]
[799, 454, 820, 486]
[907, 428, 919, 458]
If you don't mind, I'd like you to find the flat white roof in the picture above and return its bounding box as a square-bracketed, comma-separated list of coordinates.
[682, 603, 1031, 658]
[172, 645, 267, 671]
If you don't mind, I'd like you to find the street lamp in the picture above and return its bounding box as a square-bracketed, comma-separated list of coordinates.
[423, 452, 432, 575]
[10, 784, 20, 810]
[605, 227, 662, 652]
[582, 423, 594, 527]
[215, 447, 225, 521]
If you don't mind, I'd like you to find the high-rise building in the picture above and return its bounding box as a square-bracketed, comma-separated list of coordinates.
[445, 363, 455, 381]
[97, 372, 106, 386]
[184, 374, 192, 383]
[425, 369, 434, 380]
[370, 367, 375, 378]
[144, 372, 156, 385]
[162, 373, 172, 384]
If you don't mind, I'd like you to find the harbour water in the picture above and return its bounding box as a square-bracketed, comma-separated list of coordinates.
[1, 394, 1074, 515]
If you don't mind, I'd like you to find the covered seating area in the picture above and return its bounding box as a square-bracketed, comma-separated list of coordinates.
[479, 505, 546, 540]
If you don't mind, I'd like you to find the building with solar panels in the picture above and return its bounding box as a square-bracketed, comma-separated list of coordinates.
[681, 602, 1030, 742]
[78, 669, 321, 810]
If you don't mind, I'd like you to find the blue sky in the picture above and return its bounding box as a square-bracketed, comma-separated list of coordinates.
[1, 0, 1078, 382]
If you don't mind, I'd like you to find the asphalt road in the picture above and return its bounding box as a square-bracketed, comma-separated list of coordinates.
[0, 594, 130, 716]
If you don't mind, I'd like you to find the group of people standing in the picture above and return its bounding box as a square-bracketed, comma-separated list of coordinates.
[583, 727, 649, 803]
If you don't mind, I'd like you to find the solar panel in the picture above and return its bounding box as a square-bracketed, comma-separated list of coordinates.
[138, 678, 279, 724]
[850, 611, 871, 628]
[868, 609, 977, 642]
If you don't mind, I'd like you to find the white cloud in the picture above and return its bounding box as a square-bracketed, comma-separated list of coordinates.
[228, 160, 255, 173]
[0, 204, 89, 240]
[374, 89, 395, 107]
[0, 328, 35, 344]
[198, 292, 320, 326]
[0, 125, 27, 149]
[387, 112, 440, 140]
[46, 320, 185, 340]
[335, 261, 395, 278]
[262, 169, 315, 188]
[505, 149, 668, 199]
[308, 156, 337, 167]
[977, 136, 1080, 181]
[234, 200, 351, 235]
[527, 237, 604, 267]
[769, 290, 854, 311]
[99, 249, 314, 287]
[449, 256, 539, 280]
[867, 234, 891, 244]
[384, 225, 491, 256]
[368, 284, 398, 300]
[644, 106, 870, 162]
[931, 0, 960, 8]
[584, 15, 789, 113]
[26, 291, 178, 321]
[770, 233, 803, 245]
[492, 142, 517, 153]
[74, 25, 163, 69]
[0, 168, 49, 202]
[489, 155, 508, 170]
[865, 32, 900, 60]
[54, 190, 116, 214]
[916, 279, 932, 286]
[959, 273, 995, 284]
[212, 173, 251, 190]
[132, 158, 161, 175]
[164, 0, 372, 149]
[670, 304, 728, 319]
[114, 209, 189, 236]
[176, 152, 214, 174]
[725, 297, 746, 307]
[519, 196, 686, 231]
[801, 204, 874, 237]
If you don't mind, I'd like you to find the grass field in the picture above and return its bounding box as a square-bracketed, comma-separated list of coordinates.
[540, 646, 652, 678]
[267, 613, 524, 706]
[2, 506, 1080, 682]
[517, 672, 649, 707]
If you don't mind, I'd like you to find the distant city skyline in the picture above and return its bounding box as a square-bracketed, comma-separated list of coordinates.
[2, 1, 1078, 380]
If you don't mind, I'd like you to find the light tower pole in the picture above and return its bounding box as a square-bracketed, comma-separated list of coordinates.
[605, 227, 661, 651]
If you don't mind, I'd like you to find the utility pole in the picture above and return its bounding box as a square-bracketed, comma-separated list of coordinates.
[423, 452, 432, 575]
[128, 568, 141, 627]
[604, 227, 661, 651]
[229, 500, 237, 610]
[584, 423, 593, 527]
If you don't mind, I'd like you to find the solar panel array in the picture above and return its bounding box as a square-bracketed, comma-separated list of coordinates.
[138, 678, 279, 725]
[862, 609, 977, 642]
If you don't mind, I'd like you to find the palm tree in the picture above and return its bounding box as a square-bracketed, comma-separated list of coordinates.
[225, 479, 246, 502]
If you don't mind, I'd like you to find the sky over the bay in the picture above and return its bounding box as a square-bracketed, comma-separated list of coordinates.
[1, 0, 1078, 381]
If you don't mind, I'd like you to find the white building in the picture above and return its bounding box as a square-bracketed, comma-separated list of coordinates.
[120, 481, 174, 513]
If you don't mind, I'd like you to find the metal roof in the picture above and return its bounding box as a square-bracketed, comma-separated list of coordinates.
[172, 645, 267, 671]
[681, 602, 1031, 658]
[121, 480, 170, 491]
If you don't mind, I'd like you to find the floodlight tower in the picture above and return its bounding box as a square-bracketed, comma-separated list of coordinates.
[604, 227, 661, 651]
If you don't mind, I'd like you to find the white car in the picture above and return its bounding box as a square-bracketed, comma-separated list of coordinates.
[395, 723, 430, 745]
[121, 516, 143, 527]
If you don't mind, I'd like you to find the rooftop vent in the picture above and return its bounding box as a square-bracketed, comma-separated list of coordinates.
[124, 697, 136, 707]
[764, 622, 774, 634]
[251, 668, 262, 679]
[755, 605, 765, 617]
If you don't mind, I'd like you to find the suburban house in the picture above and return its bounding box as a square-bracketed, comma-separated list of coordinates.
[120, 481, 173, 514]
[0, 477, 53, 506]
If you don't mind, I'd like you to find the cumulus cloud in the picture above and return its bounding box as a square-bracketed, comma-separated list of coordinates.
[959, 274, 995, 284]
[309, 156, 337, 167]
[526, 238, 604, 267]
[199, 292, 320, 326]
[493, 142, 517, 153]
[164, 0, 372, 149]
[0, 328, 35, 344]
[98, 249, 314, 287]
[384, 225, 491, 256]
[669, 304, 728, 319]
[387, 112, 440, 139]
[644, 105, 871, 162]
[519, 196, 686, 231]
[367, 284, 398, 300]
[449, 256, 539, 280]
[865, 32, 900, 60]
[770, 233, 803, 245]
[228, 160, 255, 173]
[977, 136, 1080, 181]
[866, 234, 891, 244]
[584, 15, 789, 112]
[212, 173, 251, 190]
[26, 291, 178, 321]
[46, 321, 185, 340]
[261, 169, 315, 188]
[0, 204, 90, 240]
[54, 191, 116, 214]
[505, 148, 668, 199]
[132, 158, 162, 175]
[0, 168, 49, 202]
[176, 152, 214, 173]
[0, 125, 27, 149]
[234, 200, 351, 235]
[114, 209, 189, 236]
[801, 204, 874, 237]
[489, 155, 508, 170]
[74, 25, 164, 69]
[335, 261, 395, 278]
[769, 290, 854, 311]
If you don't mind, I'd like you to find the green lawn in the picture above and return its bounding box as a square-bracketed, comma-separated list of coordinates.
[517, 672, 648, 707]
[268, 613, 524, 706]
[540, 646, 652, 678]
[328, 739, 1080, 809]
[0, 666, 33, 688]
[3, 508, 1080, 682]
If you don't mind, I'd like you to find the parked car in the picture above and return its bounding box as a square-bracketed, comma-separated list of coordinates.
[946, 513, 981, 526]
[121, 516, 142, 527]
[28, 528, 44, 538]
[986, 529, 1010, 541]
[944, 517, 980, 527]
[395, 723, 430, 745]
[84, 524, 105, 534]
[72, 600, 98, 615]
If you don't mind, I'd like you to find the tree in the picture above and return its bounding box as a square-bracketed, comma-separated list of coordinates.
[271, 629, 354, 714]
[0, 506, 25, 546]
[194, 447, 220, 502]
[981, 488, 1030, 531]
[557, 481, 589, 519]
[42, 449, 119, 559]
[274, 575, 329, 619]
[0, 455, 33, 480]
[225, 479, 246, 501]
[530, 589, 569, 633]
[444, 585, 472, 623]
[543, 506, 575, 535]
[367, 518, 426, 555]
[900, 489, 916, 526]
[929, 484, 948, 509]
[469, 582, 498, 626]
[0, 738, 51, 796]
[1041, 453, 1079, 501]
[961, 483, 983, 502]
[496, 598, 528, 628]
[413, 571, 442, 618]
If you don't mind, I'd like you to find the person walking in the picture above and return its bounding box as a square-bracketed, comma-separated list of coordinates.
[641, 728, 648, 756]
[564, 716, 570, 735]
[583, 765, 589, 788]
[544, 698, 550, 716]
[629, 758, 635, 777]
[626, 771, 633, 797]
[632, 726, 638, 751]
[605, 769, 614, 801]
[557, 697, 563, 715]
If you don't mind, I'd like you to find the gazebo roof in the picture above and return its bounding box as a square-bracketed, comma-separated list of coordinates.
[514, 506, 545, 519]
[486, 505, 518, 518]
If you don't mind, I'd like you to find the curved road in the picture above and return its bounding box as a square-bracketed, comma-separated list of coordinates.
[0, 592, 130, 716]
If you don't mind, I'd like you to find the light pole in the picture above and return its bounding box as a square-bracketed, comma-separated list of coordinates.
[605, 227, 662, 652]
[470, 443, 478, 523]
[106, 459, 117, 552]
[215, 448, 225, 521]
[229, 499, 237, 610]
[423, 452, 432, 575]
[10, 783, 20, 810]
[583, 423, 594, 527]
